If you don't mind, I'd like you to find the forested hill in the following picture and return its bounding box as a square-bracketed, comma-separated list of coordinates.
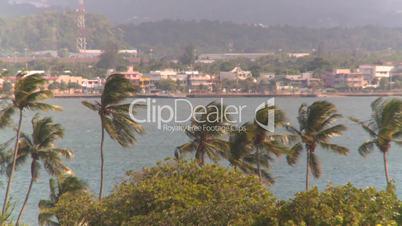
[121, 21, 402, 56]
[0, 1, 40, 17]
[4, 13, 402, 57]
[0, 11, 122, 53]
[15, 0, 402, 27]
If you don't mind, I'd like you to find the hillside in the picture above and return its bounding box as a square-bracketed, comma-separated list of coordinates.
[4, 13, 402, 57]
[12, 0, 402, 27]
[120, 20, 402, 56]
[0, 1, 41, 17]
[0, 11, 122, 53]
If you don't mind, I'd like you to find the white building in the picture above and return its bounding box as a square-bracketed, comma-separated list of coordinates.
[220, 67, 253, 81]
[82, 77, 104, 89]
[359, 65, 394, 81]
[149, 69, 178, 80]
[119, 49, 138, 56]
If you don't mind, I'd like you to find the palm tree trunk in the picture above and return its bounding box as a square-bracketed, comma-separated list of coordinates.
[195, 143, 205, 166]
[306, 150, 310, 191]
[15, 161, 35, 226]
[256, 147, 262, 180]
[2, 109, 23, 215]
[99, 117, 105, 201]
[383, 151, 390, 184]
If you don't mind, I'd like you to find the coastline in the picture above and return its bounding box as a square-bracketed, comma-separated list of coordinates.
[51, 92, 402, 99]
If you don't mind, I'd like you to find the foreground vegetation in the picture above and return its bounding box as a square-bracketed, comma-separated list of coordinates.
[44, 161, 402, 226]
[2, 72, 402, 225]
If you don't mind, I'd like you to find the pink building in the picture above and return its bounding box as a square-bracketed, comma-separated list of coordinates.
[119, 66, 143, 86]
[324, 69, 366, 89]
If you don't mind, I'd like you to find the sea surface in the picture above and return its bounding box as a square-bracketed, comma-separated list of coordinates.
[2, 96, 400, 225]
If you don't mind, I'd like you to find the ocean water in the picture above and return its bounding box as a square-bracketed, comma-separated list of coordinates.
[2, 96, 400, 225]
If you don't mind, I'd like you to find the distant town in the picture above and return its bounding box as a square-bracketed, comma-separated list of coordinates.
[1, 48, 401, 98]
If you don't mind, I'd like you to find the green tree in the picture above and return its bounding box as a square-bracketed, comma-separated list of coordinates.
[59, 81, 68, 92]
[48, 81, 60, 91]
[2, 82, 12, 94]
[176, 101, 230, 166]
[157, 79, 177, 92]
[286, 101, 348, 191]
[96, 42, 127, 70]
[228, 123, 279, 180]
[13, 115, 73, 225]
[179, 45, 197, 66]
[351, 98, 402, 185]
[38, 175, 88, 226]
[52, 192, 95, 226]
[83, 161, 277, 226]
[0, 73, 61, 216]
[276, 184, 400, 225]
[82, 74, 144, 200]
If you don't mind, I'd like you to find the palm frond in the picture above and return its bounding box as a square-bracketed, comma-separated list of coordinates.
[101, 74, 135, 107]
[287, 143, 303, 166]
[309, 152, 321, 178]
[176, 143, 195, 155]
[0, 103, 15, 128]
[25, 102, 62, 112]
[255, 105, 287, 128]
[81, 101, 100, 112]
[358, 140, 377, 157]
[319, 142, 349, 155]
[316, 124, 347, 142]
[349, 117, 378, 138]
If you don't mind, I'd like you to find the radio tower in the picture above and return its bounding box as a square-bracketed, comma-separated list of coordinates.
[76, 0, 87, 51]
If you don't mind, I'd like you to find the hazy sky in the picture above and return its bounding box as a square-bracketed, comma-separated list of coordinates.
[9, 0, 402, 27]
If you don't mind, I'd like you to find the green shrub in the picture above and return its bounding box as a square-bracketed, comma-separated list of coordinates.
[50, 162, 402, 226]
[275, 183, 401, 226]
[53, 192, 96, 226]
[94, 161, 278, 226]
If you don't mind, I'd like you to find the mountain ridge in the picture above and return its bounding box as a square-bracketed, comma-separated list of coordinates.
[9, 0, 402, 27]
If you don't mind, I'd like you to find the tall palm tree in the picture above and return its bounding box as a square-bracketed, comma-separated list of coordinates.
[38, 175, 87, 226]
[351, 97, 402, 185]
[82, 74, 144, 200]
[286, 101, 348, 191]
[12, 115, 73, 226]
[228, 122, 291, 183]
[228, 123, 271, 181]
[176, 101, 231, 166]
[252, 104, 290, 181]
[0, 73, 61, 215]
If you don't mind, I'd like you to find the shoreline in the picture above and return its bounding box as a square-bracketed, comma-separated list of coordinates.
[51, 92, 402, 99]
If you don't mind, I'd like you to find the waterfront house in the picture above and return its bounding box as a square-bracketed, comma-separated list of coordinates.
[186, 71, 214, 92]
[149, 69, 178, 80]
[324, 69, 366, 89]
[359, 65, 394, 82]
[82, 77, 104, 92]
[220, 67, 253, 81]
[119, 66, 143, 86]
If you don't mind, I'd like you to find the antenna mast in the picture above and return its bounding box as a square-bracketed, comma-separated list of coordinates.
[77, 0, 87, 51]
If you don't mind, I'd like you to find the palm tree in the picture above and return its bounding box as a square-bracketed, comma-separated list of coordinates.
[82, 74, 144, 200]
[0, 73, 61, 215]
[12, 115, 73, 226]
[228, 122, 291, 183]
[228, 123, 271, 181]
[351, 98, 402, 185]
[38, 175, 87, 226]
[251, 104, 290, 181]
[286, 101, 348, 191]
[176, 101, 231, 166]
